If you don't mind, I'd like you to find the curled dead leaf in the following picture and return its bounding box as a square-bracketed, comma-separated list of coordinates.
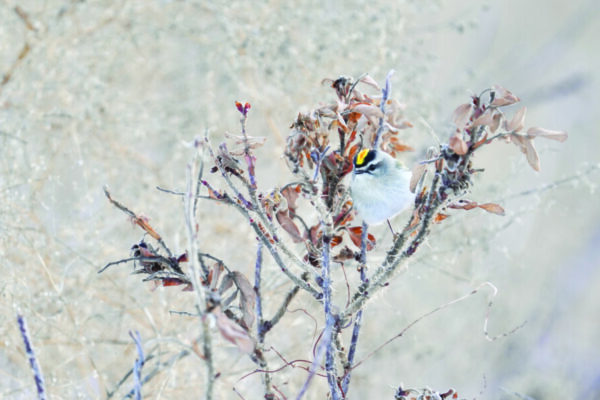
[410, 162, 427, 193]
[491, 85, 520, 106]
[351, 103, 384, 119]
[359, 74, 380, 90]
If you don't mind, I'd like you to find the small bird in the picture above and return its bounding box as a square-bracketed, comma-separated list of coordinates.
[350, 148, 414, 225]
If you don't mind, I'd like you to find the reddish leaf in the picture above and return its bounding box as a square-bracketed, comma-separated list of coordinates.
[331, 235, 343, 247]
[347, 143, 361, 160]
[434, 213, 449, 223]
[161, 278, 186, 287]
[347, 111, 362, 124]
[347, 226, 376, 251]
[280, 185, 300, 214]
[276, 211, 303, 243]
[307, 224, 322, 246]
[448, 200, 479, 210]
[471, 132, 489, 150]
[346, 130, 358, 148]
[235, 101, 251, 116]
[176, 252, 188, 263]
[335, 113, 349, 133]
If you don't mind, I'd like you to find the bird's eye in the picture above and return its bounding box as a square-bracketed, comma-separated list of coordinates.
[367, 164, 377, 172]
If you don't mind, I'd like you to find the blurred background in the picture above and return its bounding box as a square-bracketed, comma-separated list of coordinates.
[1, 0, 598, 398]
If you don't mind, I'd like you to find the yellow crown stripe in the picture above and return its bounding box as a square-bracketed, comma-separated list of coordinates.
[356, 149, 370, 166]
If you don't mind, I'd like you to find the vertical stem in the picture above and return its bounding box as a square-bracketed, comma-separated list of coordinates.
[254, 241, 264, 340]
[295, 317, 334, 400]
[129, 330, 145, 400]
[253, 241, 273, 397]
[341, 221, 369, 394]
[184, 151, 215, 400]
[373, 70, 394, 149]
[201, 311, 215, 400]
[321, 234, 341, 400]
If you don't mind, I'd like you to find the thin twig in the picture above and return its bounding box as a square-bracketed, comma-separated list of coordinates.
[373, 70, 394, 148]
[16, 314, 46, 400]
[265, 284, 301, 335]
[128, 331, 144, 400]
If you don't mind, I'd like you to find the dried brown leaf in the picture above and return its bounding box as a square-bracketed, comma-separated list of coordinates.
[511, 134, 540, 171]
[477, 203, 505, 216]
[385, 120, 413, 132]
[351, 103, 384, 119]
[434, 213, 449, 223]
[471, 109, 502, 133]
[504, 106, 527, 132]
[214, 310, 255, 354]
[333, 246, 356, 262]
[230, 271, 256, 329]
[276, 211, 303, 243]
[491, 85, 520, 106]
[359, 74, 381, 90]
[526, 127, 568, 142]
[452, 103, 473, 131]
[347, 226, 376, 251]
[224, 132, 267, 147]
[280, 185, 300, 214]
[448, 200, 479, 210]
[471, 132, 489, 150]
[409, 162, 427, 193]
[449, 134, 469, 155]
[133, 216, 161, 240]
[331, 235, 343, 247]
